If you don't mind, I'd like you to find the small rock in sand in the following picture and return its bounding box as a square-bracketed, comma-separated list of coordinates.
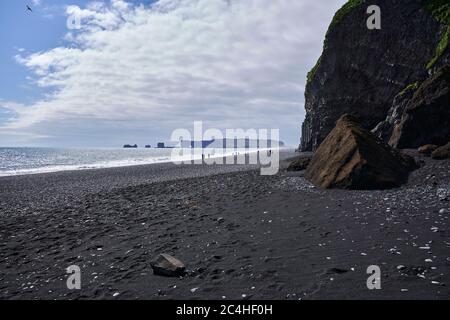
[439, 209, 447, 214]
[287, 157, 311, 172]
[150, 253, 186, 277]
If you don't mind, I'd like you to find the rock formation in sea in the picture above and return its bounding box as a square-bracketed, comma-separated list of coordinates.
[300, 0, 450, 151]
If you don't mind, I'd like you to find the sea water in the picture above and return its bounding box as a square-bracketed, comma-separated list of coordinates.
[0, 147, 177, 177]
[0, 147, 270, 177]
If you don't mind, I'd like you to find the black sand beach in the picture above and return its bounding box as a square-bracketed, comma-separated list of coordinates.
[0, 150, 449, 300]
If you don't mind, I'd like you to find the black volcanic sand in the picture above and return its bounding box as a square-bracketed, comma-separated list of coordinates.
[0, 151, 449, 300]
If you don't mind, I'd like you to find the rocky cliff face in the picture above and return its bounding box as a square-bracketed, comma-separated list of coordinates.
[374, 65, 450, 148]
[300, 0, 450, 151]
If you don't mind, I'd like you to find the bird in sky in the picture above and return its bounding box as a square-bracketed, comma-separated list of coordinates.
[26, 5, 33, 12]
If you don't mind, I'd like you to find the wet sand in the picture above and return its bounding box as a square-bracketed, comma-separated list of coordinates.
[0, 150, 449, 300]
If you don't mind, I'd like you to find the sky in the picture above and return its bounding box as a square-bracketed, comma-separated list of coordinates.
[0, 0, 346, 148]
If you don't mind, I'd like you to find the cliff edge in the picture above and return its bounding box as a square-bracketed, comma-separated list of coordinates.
[300, 0, 450, 151]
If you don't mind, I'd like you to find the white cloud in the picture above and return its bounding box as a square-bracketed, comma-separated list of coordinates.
[2, 0, 346, 146]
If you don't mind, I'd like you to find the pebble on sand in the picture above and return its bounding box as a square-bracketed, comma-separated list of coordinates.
[150, 254, 186, 277]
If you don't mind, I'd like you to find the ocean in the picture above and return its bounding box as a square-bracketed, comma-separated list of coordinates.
[0, 147, 274, 177]
[0, 147, 180, 177]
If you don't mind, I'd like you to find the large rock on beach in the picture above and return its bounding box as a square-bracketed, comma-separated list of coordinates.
[432, 142, 450, 160]
[287, 157, 312, 172]
[418, 144, 439, 156]
[305, 115, 417, 190]
[150, 254, 186, 277]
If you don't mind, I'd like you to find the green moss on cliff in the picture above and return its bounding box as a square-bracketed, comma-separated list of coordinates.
[306, 0, 364, 84]
[422, 0, 450, 24]
[399, 82, 419, 96]
[422, 0, 450, 69]
[307, 56, 322, 84]
[328, 0, 364, 33]
[426, 26, 450, 69]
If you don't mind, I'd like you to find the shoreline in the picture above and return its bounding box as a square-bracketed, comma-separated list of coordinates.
[0, 150, 449, 300]
[0, 150, 297, 218]
[0, 148, 294, 178]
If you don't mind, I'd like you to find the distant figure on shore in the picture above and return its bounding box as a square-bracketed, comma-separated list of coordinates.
[123, 144, 138, 148]
[145, 145, 151, 148]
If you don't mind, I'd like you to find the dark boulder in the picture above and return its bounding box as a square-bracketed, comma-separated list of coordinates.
[432, 142, 450, 160]
[418, 144, 439, 156]
[150, 254, 186, 277]
[287, 157, 311, 172]
[305, 115, 417, 190]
